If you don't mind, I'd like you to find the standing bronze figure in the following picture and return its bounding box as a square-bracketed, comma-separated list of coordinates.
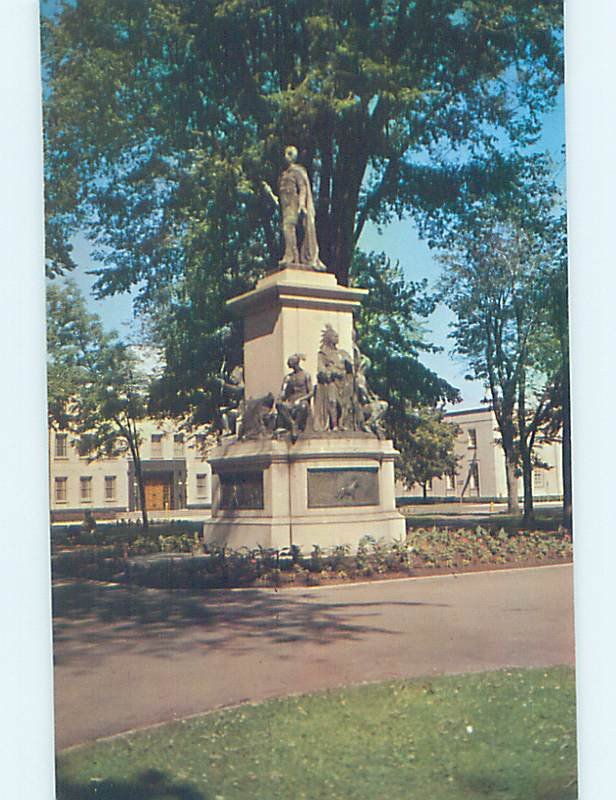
[263, 145, 327, 271]
[313, 325, 353, 431]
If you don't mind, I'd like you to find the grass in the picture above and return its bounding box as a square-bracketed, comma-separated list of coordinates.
[402, 504, 566, 533]
[56, 667, 577, 800]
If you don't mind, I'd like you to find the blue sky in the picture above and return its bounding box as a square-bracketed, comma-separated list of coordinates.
[66, 89, 566, 409]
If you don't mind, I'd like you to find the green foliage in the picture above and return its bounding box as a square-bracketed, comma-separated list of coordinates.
[158, 533, 195, 553]
[352, 250, 459, 404]
[438, 156, 563, 400]
[436, 155, 566, 513]
[395, 405, 460, 491]
[52, 525, 572, 589]
[57, 667, 577, 800]
[47, 279, 148, 454]
[351, 250, 460, 480]
[47, 278, 152, 525]
[408, 525, 572, 569]
[42, 0, 564, 416]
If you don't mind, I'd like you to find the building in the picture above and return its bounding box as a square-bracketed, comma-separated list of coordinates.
[399, 406, 563, 501]
[50, 406, 563, 519]
[49, 420, 213, 521]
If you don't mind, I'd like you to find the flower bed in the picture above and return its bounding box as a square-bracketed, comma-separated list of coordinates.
[52, 527, 573, 590]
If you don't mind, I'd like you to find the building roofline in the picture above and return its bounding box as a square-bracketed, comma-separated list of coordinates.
[445, 405, 493, 418]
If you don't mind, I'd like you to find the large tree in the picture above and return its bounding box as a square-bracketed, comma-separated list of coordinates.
[47, 280, 152, 529]
[42, 0, 564, 408]
[437, 156, 566, 518]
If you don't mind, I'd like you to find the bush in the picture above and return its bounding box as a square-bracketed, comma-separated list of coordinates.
[51, 526, 573, 589]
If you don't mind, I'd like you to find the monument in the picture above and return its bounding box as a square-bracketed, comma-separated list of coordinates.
[203, 147, 406, 549]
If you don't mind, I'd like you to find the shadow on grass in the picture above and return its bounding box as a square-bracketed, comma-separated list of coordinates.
[57, 768, 207, 800]
[455, 770, 577, 800]
[53, 580, 447, 666]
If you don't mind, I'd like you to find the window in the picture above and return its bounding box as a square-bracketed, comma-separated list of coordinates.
[151, 433, 163, 458]
[104, 475, 117, 502]
[55, 433, 68, 459]
[173, 433, 184, 458]
[445, 471, 456, 493]
[469, 462, 480, 495]
[196, 473, 208, 498]
[533, 470, 545, 489]
[467, 428, 477, 449]
[54, 477, 67, 503]
[80, 476, 92, 502]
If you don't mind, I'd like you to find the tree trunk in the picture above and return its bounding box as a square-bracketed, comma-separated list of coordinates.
[125, 424, 149, 532]
[521, 450, 534, 525]
[562, 366, 573, 529]
[422, 482, 427, 498]
[134, 454, 149, 532]
[330, 187, 361, 285]
[504, 454, 520, 514]
[328, 129, 370, 285]
[498, 405, 520, 515]
[518, 378, 534, 525]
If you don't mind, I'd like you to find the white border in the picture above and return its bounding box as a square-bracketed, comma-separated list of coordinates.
[565, 1, 616, 797]
[0, 1, 55, 796]
[1, 0, 615, 796]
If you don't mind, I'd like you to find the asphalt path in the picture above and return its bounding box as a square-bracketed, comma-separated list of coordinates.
[52, 564, 574, 750]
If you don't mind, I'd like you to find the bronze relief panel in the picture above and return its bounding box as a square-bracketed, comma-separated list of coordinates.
[219, 471, 265, 510]
[307, 467, 379, 508]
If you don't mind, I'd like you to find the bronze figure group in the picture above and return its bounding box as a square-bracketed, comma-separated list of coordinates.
[216, 325, 387, 442]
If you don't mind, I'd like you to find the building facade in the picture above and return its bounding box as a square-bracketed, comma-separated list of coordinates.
[50, 406, 563, 518]
[399, 406, 563, 501]
[49, 420, 213, 521]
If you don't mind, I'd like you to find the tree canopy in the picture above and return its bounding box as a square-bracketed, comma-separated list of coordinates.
[43, 0, 563, 368]
[44, 0, 563, 277]
[437, 155, 567, 515]
[394, 405, 460, 494]
[47, 279, 153, 527]
[43, 2, 565, 494]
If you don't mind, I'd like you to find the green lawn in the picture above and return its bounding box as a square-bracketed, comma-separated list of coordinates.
[401, 504, 566, 533]
[57, 667, 576, 800]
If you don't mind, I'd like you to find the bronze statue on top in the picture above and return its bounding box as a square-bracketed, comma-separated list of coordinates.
[263, 145, 327, 272]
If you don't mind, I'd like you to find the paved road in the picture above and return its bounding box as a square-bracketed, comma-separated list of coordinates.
[53, 564, 574, 750]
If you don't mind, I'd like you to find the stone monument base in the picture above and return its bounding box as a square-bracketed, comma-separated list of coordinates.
[203, 436, 406, 551]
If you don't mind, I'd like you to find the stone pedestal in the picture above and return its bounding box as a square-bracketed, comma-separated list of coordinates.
[204, 266, 406, 551]
[227, 268, 367, 400]
[203, 435, 406, 550]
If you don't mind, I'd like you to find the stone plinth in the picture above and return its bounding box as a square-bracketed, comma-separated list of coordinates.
[227, 268, 368, 400]
[203, 435, 406, 550]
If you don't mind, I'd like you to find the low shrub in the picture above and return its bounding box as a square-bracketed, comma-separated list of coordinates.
[52, 526, 573, 590]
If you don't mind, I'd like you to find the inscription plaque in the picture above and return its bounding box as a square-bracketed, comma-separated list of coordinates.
[219, 471, 264, 510]
[307, 467, 379, 508]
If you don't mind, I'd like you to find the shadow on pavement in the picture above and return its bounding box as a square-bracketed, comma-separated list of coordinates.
[53, 580, 448, 666]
